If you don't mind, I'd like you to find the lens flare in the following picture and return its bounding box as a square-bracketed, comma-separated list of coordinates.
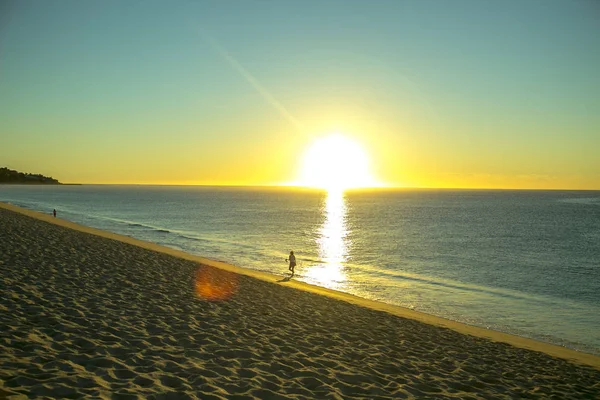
[195, 266, 239, 301]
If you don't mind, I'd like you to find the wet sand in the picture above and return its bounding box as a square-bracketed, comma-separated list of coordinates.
[1, 203, 599, 399]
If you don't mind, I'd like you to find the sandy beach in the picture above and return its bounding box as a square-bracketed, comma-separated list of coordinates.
[1, 203, 599, 399]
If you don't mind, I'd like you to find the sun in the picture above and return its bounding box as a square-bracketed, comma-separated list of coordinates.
[297, 134, 379, 191]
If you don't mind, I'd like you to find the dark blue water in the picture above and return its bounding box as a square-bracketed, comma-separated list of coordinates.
[2, 185, 599, 354]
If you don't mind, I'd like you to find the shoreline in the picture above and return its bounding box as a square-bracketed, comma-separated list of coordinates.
[2, 201, 600, 398]
[2, 201, 599, 370]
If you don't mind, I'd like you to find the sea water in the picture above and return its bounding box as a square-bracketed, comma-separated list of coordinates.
[1, 185, 599, 355]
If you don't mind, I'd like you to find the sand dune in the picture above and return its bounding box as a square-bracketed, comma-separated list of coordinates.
[1, 204, 599, 399]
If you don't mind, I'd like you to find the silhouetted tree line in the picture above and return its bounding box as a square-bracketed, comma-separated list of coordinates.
[0, 167, 61, 184]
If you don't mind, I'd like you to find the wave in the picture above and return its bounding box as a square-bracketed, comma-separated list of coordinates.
[559, 198, 600, 206]
[111, 220, 266, 257]
[342, 262, 566, 306]
[76, 215, 175, 236]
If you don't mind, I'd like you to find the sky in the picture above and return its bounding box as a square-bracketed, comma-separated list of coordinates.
[0, 0, 598, 189]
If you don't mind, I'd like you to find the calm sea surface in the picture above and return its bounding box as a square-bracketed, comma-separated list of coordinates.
[2, 185, 599, 354]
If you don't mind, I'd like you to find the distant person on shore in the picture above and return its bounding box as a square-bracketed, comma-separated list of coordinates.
[53, 209, 56, 218]
[286, 251, 297, 277]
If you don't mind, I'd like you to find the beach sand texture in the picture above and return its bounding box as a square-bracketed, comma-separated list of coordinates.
[1, 205, 600, 399]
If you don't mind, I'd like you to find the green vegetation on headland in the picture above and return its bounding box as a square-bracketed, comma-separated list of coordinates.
[0, 167, 61, 184]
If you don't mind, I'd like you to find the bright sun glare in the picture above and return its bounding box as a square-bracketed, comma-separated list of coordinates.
[298, 134, 379, 191]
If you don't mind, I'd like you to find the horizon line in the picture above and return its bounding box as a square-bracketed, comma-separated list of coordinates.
[16, 183, 600, 191]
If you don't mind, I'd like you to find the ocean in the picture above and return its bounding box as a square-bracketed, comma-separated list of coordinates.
[1, 185, 599, 355]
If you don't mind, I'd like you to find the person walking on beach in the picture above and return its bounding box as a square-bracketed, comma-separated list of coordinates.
[53, 209, 56, 218]
[286, 251, 297, 277]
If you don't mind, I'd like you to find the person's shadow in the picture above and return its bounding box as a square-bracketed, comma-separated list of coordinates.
[277, 275, 293, 282]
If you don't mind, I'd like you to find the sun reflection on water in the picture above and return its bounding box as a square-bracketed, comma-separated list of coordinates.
[306, 189, 349, 290]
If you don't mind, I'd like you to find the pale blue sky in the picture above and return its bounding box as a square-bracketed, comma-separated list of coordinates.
[1, 0, 598, 188]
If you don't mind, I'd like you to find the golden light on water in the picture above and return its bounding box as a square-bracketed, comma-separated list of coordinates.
[305, 190, 349, 290]
[297, 133, 381, 191]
